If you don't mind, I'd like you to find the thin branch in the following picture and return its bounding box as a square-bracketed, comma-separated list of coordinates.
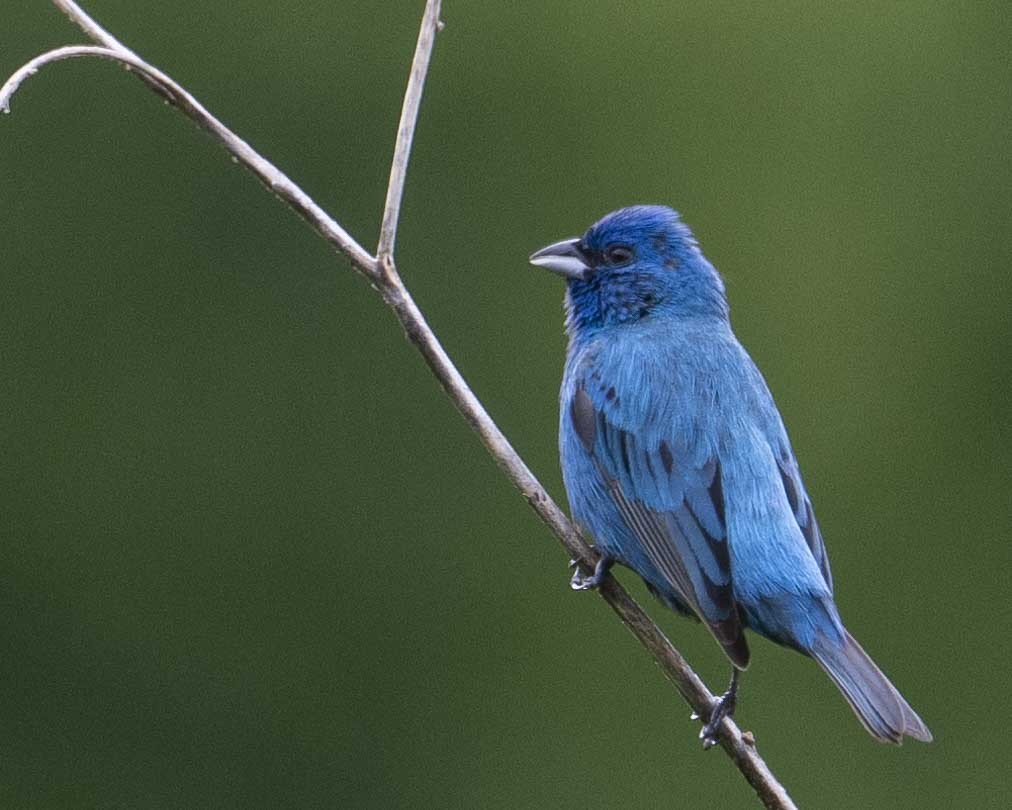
[53, 0, 138, 54]
[51, 0, 175, 104]
[377, 0, 442, 271]
[3, 3, 797, 808]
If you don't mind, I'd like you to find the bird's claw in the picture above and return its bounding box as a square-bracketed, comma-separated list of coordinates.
[698, 690, 737, 750]
[569, 555, 613, 591]
[570, 567, 601, 591]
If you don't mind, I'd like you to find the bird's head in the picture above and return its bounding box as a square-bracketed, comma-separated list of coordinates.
[530, 205, 728, 336]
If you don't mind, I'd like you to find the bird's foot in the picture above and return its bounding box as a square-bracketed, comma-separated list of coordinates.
[698, 689, 737, 750]
[569, 555, 613, 591]
[696, 669, 741, 750]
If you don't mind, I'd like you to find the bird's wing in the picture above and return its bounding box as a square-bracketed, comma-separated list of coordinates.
[776, 454, 833, 592]
[570, 385, 749, 669]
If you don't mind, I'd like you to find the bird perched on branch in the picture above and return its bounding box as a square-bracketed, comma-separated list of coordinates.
[530, 205, 931, 747]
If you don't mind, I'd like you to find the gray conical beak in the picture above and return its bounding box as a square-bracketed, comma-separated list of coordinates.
[529, 237, 589, 281]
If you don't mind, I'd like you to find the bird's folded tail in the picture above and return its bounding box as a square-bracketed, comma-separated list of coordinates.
[812, 630, 932, 744]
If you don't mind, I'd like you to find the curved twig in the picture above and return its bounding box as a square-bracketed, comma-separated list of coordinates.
[1, 41, 373, 274]
[2, 3, 797, 808]
[0, 45, 132, 112]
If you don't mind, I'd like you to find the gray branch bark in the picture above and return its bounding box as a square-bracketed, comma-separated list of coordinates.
[2, 3, 797, 808]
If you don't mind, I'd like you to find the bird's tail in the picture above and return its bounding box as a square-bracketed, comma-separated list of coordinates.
[811, 630, 932, 744]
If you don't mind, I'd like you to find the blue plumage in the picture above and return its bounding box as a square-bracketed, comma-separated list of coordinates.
[530, 205, 931, 745]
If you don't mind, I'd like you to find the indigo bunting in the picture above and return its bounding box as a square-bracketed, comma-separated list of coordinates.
[531, 205, 931, 746]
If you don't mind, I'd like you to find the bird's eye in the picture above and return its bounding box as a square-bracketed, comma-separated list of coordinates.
[604, 244, 634, 265]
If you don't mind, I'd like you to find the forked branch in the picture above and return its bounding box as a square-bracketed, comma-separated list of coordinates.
[2, 2, 795, 807]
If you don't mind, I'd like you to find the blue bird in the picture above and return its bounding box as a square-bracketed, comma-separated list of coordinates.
[530, 205, 931, 746]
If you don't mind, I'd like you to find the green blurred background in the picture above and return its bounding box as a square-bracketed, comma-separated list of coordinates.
[2, 2, 1009, 807]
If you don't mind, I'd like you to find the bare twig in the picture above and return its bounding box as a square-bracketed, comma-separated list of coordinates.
[0, 45, 132, 112]
[52, 0, 138, 54]
[377, 0, 442, 273]
[3, 3, 797, 808]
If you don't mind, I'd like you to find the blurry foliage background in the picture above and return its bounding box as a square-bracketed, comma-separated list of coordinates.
[2, 2, 1009, 807]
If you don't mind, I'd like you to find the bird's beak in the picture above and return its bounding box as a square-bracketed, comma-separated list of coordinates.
[529, 237, 589, 281]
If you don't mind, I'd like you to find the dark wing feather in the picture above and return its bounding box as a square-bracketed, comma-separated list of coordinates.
[573, 387, 749, 669]
[777, 457, 833, 591]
